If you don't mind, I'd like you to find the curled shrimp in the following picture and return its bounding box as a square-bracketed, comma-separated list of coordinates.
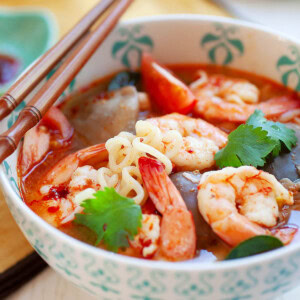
[43, 143, 108, 186]
[197, 166, 297, 247]
[31, 144, 108, 227]
[191, 72, 300, 124]
[145, 113, 228, 171]
[139, 156, 196, 261]
[20, 106, 73, 175]
[147, 113, 228, 148]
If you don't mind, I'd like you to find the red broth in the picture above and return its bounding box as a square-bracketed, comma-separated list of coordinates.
[18, 64, 300, 261]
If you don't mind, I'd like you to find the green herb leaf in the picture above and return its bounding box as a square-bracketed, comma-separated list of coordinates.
[215, 124, 275, 168]
[215, 110, 298, 168]
[225, 235, 284, 260]
[74, 188, 142, 252]
[247, 109, 297, 156]
[108, 71, 140, 91]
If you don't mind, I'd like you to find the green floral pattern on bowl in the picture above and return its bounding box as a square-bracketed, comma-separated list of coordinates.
[201, 23, 244, 65]
[1, 15, 300, 300]
[277, 45, 300, 91]
[112, 25, 154, 69]
[0, 9, 57, 94]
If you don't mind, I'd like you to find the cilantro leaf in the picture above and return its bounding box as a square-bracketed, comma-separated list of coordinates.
[74, 188, 142, 252]
[215, 124, 275, 168]
[247, 110, 297, 156]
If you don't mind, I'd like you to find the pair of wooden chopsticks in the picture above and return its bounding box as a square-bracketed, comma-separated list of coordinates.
[0, 0, 133, 164]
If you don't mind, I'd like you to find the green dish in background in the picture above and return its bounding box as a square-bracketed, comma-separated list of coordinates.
[0, 8, 58, 94]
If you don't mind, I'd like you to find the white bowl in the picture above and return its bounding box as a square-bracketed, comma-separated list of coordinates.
[1, 15, 300, 300]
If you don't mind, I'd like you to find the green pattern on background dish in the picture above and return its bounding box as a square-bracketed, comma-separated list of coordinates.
[0, 8, 58, 94]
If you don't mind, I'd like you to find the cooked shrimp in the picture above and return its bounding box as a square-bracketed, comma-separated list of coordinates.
[144, 113, 228, 171]
[20, 106, 73, 175]
[139, 157, 196, 261]
[171, 136, 219, 172]
[42, 143, 107, 186]
[197, 166, 297, 247]
[34, 144, 108, 227]
[129, 214, 161, 258]
[191, 72, 300, 123]
[147, 113, 228, 148]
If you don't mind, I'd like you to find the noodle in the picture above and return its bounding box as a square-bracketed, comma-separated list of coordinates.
[95, 120, 184, 205]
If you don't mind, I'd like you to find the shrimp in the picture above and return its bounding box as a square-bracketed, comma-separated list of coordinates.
[197, 166, 297, 247]
[147, 113, 228, 148]
[191, 72, 300, 124]
[20, 106, 73, 175]
[129, 214, 161, 258]
[32, 144, 108, 227]
[145, 113, 228, 171]
[138, 157, 196, 261]
[42, 143, 108, 186]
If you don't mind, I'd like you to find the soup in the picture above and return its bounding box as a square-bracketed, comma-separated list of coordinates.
[18, 53, 300, 262]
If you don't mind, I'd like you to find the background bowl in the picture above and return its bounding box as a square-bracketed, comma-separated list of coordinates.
[1, 15, 300, 300]
[0, 8, 57, 94]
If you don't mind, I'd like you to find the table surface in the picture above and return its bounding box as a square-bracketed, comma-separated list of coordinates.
[1, 0, 300, 299]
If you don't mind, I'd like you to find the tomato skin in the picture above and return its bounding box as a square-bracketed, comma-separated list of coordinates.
[141, 53, 196, 114]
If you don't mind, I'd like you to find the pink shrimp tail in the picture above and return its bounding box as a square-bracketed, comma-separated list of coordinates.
[271, 225, 298, 245]
[259, 95, 300, 119]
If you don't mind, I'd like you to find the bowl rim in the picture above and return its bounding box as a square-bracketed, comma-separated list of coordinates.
[2, 14, 300, 272]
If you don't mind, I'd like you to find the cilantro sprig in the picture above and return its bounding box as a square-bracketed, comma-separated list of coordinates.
[215, 110, 297, 168]
[247, 110, 297, 156]
[74, 188, 142, 252]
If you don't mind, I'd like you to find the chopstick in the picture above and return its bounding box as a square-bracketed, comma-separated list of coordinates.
[0, 0, 133, 164]
[0, 0, 116, 121]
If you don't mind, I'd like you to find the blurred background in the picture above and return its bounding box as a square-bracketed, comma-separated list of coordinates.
[2, 0, 300, 38]
[0, 0, 299, 299]
[1, 0, 228, 37]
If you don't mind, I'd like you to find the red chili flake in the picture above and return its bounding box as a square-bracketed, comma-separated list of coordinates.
[143, 239, 152, 247]
[140, 138, 144, 142]
[187, 149, 194, 154]
[260, 186, 273, 195]
[142, 199, 159, 215]
[140, 238, 152, 248]
[121, 145, 125, 149]
[48, 206, 59, 213]
[42, 185, 69, 201]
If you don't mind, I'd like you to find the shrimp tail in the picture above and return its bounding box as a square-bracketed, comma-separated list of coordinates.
[271, 225, 298, 245]
[19, 107, 74, 175]
[44, 143, 108, 186]
[138, 157, 196, 261]
[42, 106, 74, 140]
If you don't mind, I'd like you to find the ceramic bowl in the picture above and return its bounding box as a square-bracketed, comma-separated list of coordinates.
[0, 8, 57, 94]
[1, 15, 300, 300]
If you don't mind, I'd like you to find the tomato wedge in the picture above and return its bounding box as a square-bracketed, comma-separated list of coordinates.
[141, 53, 196, 114]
